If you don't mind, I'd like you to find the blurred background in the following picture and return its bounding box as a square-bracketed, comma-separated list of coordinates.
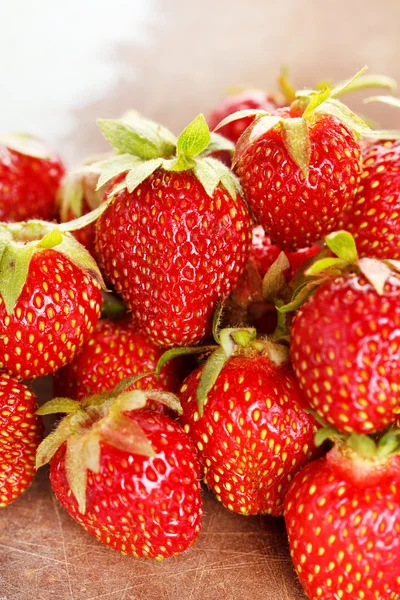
[1, 0, 400, 164]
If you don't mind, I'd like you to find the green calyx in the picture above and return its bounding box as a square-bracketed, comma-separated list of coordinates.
[156, 302, 289, 417]
[0, 214, 107, 315]
[36, 375, 182, 514]
[0, 133, 52, 159]
[217, 67, 400, 178]
[82, 112, 241, 200]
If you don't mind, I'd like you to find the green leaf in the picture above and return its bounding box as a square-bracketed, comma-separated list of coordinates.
[361, 129, 400, 141]
[58, 175, 84, 221]
[278, 277, 329, 314]
[318, 98, 371, 137]
[86, 154, 143, 190]
[197, 347, 229, 416]
[347, 433, 377, 458]
[0, 244, 35, 314]
[231, 328, 257, 348]
[36, 229, 63, 249]
[212, 300, 225, 344]
[306, 256, 345, 275]
[99, 414, 156, 458]
[125, 158, 163, 193]
[278, 65, 296, 103]
[35, 416, 75, 469]
[111, 373, 153, 397]
[58, 202, 108, 233]
[144, 391, 183, 415]
[282, 118, 311, 178]
[121, 110, 177, 149]
[55, 233, 106, 289]
[302, 87, 332, 120]
[377, 430, 400, 458]
[65, 433, 89, 513]
[325, 230, 358, 263]
[334, 74, 397, 97]
[358, 258, 393, 295]
[155, 345, 216, 377]
[98, 118, 173, 160]
[0, 133, 52, 159]
[36, 398, 81, 415]
[262, 251, 291, 301]
[101, 292, 127, 319]
[202, 132, 235, 155]
[176, 114, 211, 159]
[364, 95, 400, 109]
[330, 66, 368, 98]
[314, 426, 339, 447]
[214, 109, 268, 132]
[193, 158, 221, 197]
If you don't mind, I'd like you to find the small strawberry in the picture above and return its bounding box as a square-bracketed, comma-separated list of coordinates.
[285, 431, 400, 600]
[58, 155, 110, 255]
[36, 382, 202, 558]
[55, 317, 180, 400]
[215, 70, 389, 250]
[290, 231, 400, 434]
[160, 318, 320, 516]
[208, 89, 278, 146]
[341, 138, 400, 259]
[0, 372, 42, 507]
[87, 113, 252, 347]
[0, 134, 65, 222]
[0, 214, 105, 379]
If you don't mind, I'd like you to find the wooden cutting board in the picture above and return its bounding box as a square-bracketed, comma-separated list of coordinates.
[0, 378, 307, 600]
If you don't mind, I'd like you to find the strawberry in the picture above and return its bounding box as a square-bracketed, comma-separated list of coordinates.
[214, 71, 395, 250]
[290, 231, 400, 434]
[36, 383, 202, 558]
[55, 317, 180, 400]
[208, 89, 278, 146]
[0, 373, 42, 507]
[341, 139, 400, 259]
[0, 134, 64, 222]
[285, 432, 400, 600]
[58, 156, 109, 255]
[88, 113, 252, 347]
[162, 321, 320, 516]
[0, 215, 104, 379]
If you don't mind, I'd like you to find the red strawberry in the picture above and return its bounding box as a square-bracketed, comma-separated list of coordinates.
[0, 220, 104, 379]
[58, 156, 109, 255]
[173, 326, 320, 516]
[290, 231, 400, 434]
[36, 384, 202, 558]
[55, 317, 180, 400]
[0, 134, 64, 222]
[285, 434, 400, 600]
[90, 113, 252, 347]
[341, 139, 400, 259]
[208, 89, 278, 145]
[0, 373, 42, 507]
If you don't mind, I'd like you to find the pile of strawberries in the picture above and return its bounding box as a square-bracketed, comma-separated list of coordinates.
[0, 68, 399, 600]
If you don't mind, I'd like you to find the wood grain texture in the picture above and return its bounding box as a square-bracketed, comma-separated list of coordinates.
[0, 378, 307, 600]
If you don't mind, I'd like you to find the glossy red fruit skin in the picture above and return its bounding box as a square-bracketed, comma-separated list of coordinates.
[179, 355, 319, 516]
[0, 250, 102, 379]
[54, 317, 180, 400]
[50, 409, 202, 558]
[208, 90, 278, 145]
[0, 373, 42, 507]
[235, 115, 361, 250]
[285, 446, 400, 600]
[0, 144, 64, 222]
[291, 273, 400, 434]
[341, 140, 400, 259]
[96, 169, 252, 347]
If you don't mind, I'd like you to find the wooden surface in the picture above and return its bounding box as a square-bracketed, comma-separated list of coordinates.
[0, 378, 307, 600]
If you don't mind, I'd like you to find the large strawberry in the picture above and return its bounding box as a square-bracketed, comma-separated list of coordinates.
[290, 231, 400, 434]
[160, 319, 320, 516]
[87, 113, 252, 347]
[341, 138, 400, 259]
[285, 431, 400, 600]
[0, 373, 42, 507]
[215, 71, 390, 250]
[55, 317, 180, 400]
[36, 382, 202, 558]
[0, 134, 64, 222]
[0, 213, 104, 379]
